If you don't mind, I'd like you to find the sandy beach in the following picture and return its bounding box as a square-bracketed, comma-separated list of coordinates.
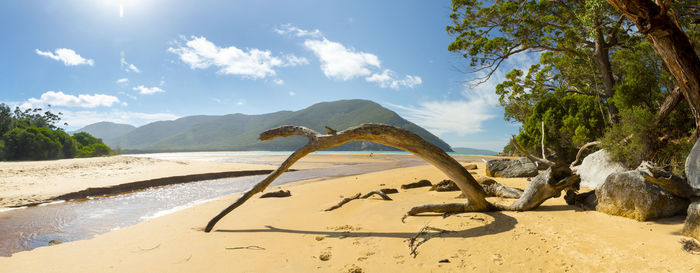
[0, 156, 697, 272]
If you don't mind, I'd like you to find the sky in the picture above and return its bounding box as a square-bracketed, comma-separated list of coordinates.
[0, 0, 537, 152]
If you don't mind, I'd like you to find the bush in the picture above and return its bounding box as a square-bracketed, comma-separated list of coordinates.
[601, 106, 692, 173]
[76, 143, 111, 158]
[2, 126, 62, 160]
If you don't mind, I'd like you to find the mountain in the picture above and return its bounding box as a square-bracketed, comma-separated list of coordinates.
[95, 100, 453, 152]
[74, 122, 136, 143]
[452, 147, 498, 155]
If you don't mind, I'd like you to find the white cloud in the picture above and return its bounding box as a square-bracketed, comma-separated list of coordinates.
[289, 91, 295, 96]
[120, 51, 141, 73]
[365, 69, 422, 89]
[303, 38, 380, 80]
[389, 100, 496, 136]
[168, 36, 308, 79]
[278, 24, 421, 89]
[236, 99, 245, 106]
[60, 110, 179, 129]
[274, 23, 323, 38]
[23, 91, 120, 109]
[133, 85, 165, 95]
[116, 78, 129, 85]
[35, 48, 94, 66]
[273, 79, 284, 85]
[388, 52, 540, 137]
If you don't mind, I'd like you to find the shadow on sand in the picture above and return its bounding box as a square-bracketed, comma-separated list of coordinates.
[214, 211, 518, 239]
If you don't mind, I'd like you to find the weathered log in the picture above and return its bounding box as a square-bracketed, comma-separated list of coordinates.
[637, 161, 700, 198]
[401, 180, 432, 189]
[204, 124, 489, 232]
[325, 193, 361, 211]
[259, 190, 291, 198]
[408, 164, 580, 216]
[570, 141, 601, 168]
[656, 86, 682, 123]
[510, 136, 554, 168]
[360, 190, 393, 200]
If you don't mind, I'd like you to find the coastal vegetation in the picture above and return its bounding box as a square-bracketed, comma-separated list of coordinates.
[447, 0, 699, 172]
[0, 103, 111, 161]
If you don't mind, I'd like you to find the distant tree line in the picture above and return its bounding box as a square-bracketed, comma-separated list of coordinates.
[0, 103, 112, 161]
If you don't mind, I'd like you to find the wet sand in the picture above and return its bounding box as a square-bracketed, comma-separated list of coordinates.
[0, 160, 697, 272]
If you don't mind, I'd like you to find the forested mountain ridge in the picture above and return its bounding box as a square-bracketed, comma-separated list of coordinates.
[77, 100, 454, 152]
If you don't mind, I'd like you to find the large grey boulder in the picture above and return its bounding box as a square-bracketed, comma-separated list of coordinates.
[683, 202, 700, 241]
[685, 138, 700, 191]
[576, 150, 627, 189]
[485, 157, 538, 178]
[596, 171, 689, 221]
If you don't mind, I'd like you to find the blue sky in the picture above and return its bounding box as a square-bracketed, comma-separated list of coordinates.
[0, 0, 535, 151]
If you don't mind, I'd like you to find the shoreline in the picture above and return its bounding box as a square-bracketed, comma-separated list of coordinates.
[0, 161, 696, 272]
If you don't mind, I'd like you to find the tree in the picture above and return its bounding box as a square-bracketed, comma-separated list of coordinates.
[605, 0, 700, 133]
[447, 0, 636, 124]
[3, 126, 62, 160]
[72, 132, 103, 147]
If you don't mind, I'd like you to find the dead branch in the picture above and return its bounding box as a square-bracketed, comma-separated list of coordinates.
[360, 190, 393, 200]
[656, 86, 682, 123]
[638, 161, 700, 198]
[510, 136, 554, 168]
[407, 225, 455, 258]
[570, 141, 601, 168]
[324, 193, 361, 211]
[204, 123, 489, 232]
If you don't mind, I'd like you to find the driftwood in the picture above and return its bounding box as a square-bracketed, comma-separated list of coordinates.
[204, 124, 579, 232]
[637, 161, 700, 198]
[401, 180, 432, 189]
[570, 141, 601, 168]
[360, 190, 393, 200]
[325, 193, 361, 211]
[510, 136, 554, 168]
[259, 190, 291, 198]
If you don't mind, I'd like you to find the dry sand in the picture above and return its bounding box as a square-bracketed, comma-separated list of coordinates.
[0, 160, 697, 272]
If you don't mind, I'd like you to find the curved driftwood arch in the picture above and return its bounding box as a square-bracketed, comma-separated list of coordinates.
[204, 124, 580, 232]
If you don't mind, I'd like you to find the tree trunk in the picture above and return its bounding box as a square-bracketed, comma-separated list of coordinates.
[656, 86, 682, 123]
[204, 124, 579, 232]
[594, 25, 619, 124]
[606, 0, 700, 132]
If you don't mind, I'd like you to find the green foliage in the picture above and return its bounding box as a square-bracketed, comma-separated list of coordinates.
[72, 131, 103, 147]
[0, 103, 111, 161]
[3, 126, 62, 160]
[76, 143, 111, 158]
[517, 94, 605, 162]
[601, 107, 657, 168]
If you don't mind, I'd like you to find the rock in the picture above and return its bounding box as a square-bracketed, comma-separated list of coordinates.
[485, 158, 537, 178]
[596, 171, 689, 221]
[577, 150, 627, 188]
[438, 258, 450, 263]
[682, 202, 700, 241]
[463, 164, 477, 170]
[48, 239, 62, 246]
[429, 180, 460, 192]
[685, 138, 700, 191]
[401, 179, 432, 189]
[260, 190, 291, 198]
[379, 188, 399, 194]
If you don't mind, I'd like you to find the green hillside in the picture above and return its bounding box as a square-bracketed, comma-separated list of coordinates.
[89, 100, 452, 152]
[74, 122, 136, 143]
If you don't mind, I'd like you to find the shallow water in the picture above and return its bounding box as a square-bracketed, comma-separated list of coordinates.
[0, 153, 485, 257]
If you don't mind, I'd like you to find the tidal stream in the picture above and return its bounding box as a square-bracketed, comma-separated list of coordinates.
[0, 154, 484, 257]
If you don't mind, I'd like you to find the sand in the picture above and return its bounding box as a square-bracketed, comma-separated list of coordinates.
[0, 153, 401, 208]
[0, 158, 697, 272]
